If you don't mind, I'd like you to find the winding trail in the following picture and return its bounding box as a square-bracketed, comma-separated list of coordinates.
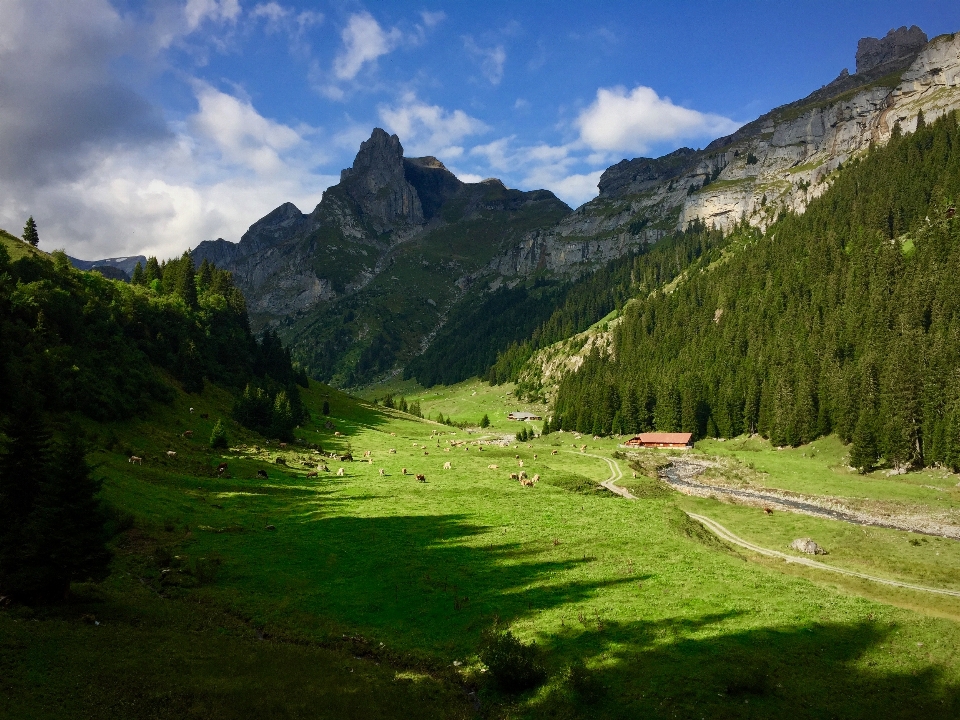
[572, 450, 960, 598]
[565, 451, 634, 498]
[688, 512, 960, 599]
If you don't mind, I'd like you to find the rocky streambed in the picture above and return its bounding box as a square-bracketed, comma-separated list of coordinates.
[659, 458, 960, 541]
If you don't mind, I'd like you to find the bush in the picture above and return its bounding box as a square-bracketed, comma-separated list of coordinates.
[480, 414, 490, 428]
[567, 660, 605, 703]
[479, 627, 546, 693]
[210, 419, 228, 449]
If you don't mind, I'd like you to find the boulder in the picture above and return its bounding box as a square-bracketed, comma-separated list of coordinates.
[790, 538, 827, 555]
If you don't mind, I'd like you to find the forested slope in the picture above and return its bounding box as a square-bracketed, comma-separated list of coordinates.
[554, 111, 960, 472]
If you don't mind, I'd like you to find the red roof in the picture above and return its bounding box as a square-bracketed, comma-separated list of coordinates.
[634, 432, 693, 445]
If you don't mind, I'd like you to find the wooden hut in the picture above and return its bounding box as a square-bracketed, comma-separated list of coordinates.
[623, 432, 693, 449]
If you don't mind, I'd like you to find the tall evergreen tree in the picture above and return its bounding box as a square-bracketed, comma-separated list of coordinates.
[22, 216, 39, 247]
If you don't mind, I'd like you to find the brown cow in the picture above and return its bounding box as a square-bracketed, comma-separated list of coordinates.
[183, 430, 194, 438]
[279, 442, 287, 449]
[306, 471, 318, 478]
[216, 462, 228, 475]
[416, 474, 426, 482]
[510, 473, 519, 480]
[128, 455, 143, 465]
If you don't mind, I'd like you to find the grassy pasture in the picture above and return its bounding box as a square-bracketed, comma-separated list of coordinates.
[5, 380, 960, 718]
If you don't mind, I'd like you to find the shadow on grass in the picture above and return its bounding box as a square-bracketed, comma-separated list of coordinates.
[526, 616, 960, 719]
[215, 512, 638, 653]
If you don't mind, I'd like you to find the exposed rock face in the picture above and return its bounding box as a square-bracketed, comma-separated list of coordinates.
[481, 27, 960, 278]
[856, 26, 928, 74]
[339, 128, 423, 230]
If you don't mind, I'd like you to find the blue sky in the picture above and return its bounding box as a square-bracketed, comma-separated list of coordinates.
[1, 0, 958, 259]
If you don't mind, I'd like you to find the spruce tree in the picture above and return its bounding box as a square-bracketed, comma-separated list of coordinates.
[210, 419, 228, 449]
[480, 413, 490, 428]
[131, 261, 145, 285]
[174, 252, 198, 309]
[270, 390, 294, 442]
[849, 411, 878, 474]
[22, 216, 39, 247]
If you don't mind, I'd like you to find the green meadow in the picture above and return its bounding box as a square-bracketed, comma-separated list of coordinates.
[5, 380, 960, 718]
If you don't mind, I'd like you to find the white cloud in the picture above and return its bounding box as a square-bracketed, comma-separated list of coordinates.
[420, 11, 446, 28]
[251, 2, 288, 23]
[184, 0, 241, 33]
[378, 93, 488, 158]
[576, 85, 740, 154]
[333, 12, 402, 81]
[464, 37, 506, 85]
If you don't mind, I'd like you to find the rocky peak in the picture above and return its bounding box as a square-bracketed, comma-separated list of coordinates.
[339, 127, 423, 229]
[597, 147, 697, 199]
[856, 26, 928, 74]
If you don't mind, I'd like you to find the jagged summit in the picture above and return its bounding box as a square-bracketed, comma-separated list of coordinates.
[339, 128, 423, 229]
[856, 25, 928, 74]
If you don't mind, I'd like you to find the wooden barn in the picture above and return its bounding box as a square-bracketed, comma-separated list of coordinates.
[623, 432, 693, 449]
[508, 411, 542, 421]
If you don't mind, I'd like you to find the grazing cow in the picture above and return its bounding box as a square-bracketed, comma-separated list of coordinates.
[128, 455, 143, 465]
[402, 468, 408, 475]
[510, 473, 519, 480]
[532, 474, 540, 482]
[189, 407, 194, 414]
[367, 458, 373, 464]
[519, 471, 527, 480]
[320, 465, 329, 472]
[416, 474, 426, 483]
[424, 451, 429, 455]
[515, 454, 520, 459]
[216, 462, 228, 475]
[363, 450, 371, 457]
[183, 430, 194, 438]
[166, 451, 177, 458]
[335, 432, 342, 437]
[521, 478, 534, 487]
[389, 448, 396, 454]
[764, 507, 774, 515]
[279, 442, 287, 449]
[275, 457, 286, 465]
[379, 468, 385, 476]
[256, 469, 268, 479]
[200, 413, 209, 419]
[390, 432, 396, 436]
[444, 447, 450, 452]
[443, 461, 452, 470]
[533, 454, 537, 460]
[551, 450, 558, 455]
[340, 453, 353, 462]
[306, 471, 318, 478]
[518, 460, 524, 467]
[488, 464, 499, 469]
[337, 468, 345, 476]
[632, 471, 637, 478]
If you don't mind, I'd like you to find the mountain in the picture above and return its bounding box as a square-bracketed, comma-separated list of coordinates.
[193, 128, 571, 385]
[67, 254, 146, 282]
[193, 27, 960, 389]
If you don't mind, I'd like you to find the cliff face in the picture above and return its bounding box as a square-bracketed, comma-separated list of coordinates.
[478, 28, 960, 283]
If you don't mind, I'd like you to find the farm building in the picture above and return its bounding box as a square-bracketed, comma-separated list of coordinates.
[623, 432, 693, 449]
[508, 411, 542, 421]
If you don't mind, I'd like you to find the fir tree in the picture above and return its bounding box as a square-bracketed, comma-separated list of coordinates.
[210, 419, 228, 449]
[849, 411, 878, 474]
[270, 391, 294, 442]
[131, 261, 145, 285]
[480, 413, 490, 428]
[174, 252, 198, 309]
[22, 216, 39, 247]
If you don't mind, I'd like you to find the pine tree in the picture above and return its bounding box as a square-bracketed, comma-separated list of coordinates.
[131, 262, 145, 285]
[270, 391, 294, 442]
[480, 413, 490, 428]
[174, 252, 198, 309]
[22, 216, 39, 247]
[197, 259, 213, 294]
[26, 429, 110, 601]
[849, 411, 878, 474]
[210, 419, 228, 449]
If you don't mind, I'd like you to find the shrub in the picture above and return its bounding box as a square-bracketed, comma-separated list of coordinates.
[567, 660, 605, 703]
[210, 419, 228, 449]
[479, 627, 546, 693]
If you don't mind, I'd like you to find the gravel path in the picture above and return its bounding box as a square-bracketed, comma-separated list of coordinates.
[565, 451, 634, 498]
[687, 512, 960, 598]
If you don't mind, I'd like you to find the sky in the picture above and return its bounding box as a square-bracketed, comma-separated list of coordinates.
[1, 1, 959, 260]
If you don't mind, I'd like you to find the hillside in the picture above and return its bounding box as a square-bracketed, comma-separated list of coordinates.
[548, 109, 960, 474]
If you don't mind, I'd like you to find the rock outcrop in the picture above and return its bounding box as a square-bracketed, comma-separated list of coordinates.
[856, 25, 928, 74]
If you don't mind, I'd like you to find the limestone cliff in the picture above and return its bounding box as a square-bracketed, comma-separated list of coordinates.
[479, 28, 960, 283]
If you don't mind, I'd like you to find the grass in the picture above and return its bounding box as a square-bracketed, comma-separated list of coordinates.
[5, 380, 960, 717]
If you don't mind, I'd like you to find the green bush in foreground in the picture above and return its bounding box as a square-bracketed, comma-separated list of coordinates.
[479, 626, 546, 693]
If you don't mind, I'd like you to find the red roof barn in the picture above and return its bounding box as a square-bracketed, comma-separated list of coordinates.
[623, 432, 693, 449]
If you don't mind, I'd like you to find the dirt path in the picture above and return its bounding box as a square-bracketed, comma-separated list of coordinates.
[687, 512, 960, 599]
[565, 451, 634, 498]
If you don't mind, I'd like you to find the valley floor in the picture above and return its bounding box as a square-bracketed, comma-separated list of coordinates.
[5, 380, 960, 718]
